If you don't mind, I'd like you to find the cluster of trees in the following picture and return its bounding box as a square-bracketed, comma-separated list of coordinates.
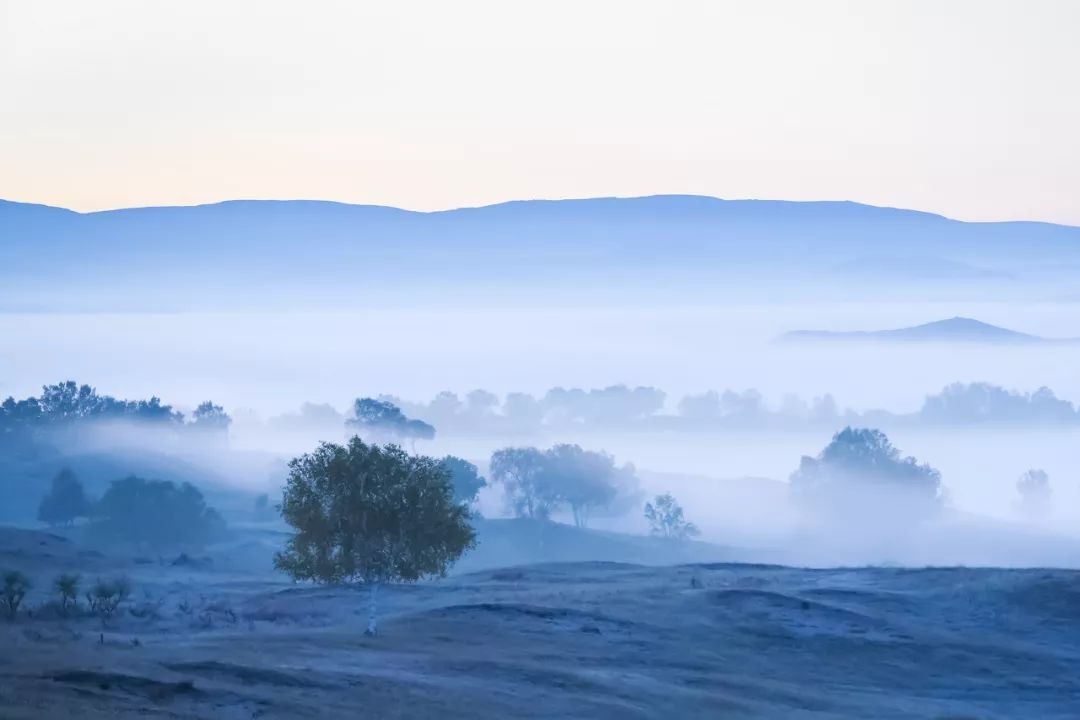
[347, 398, 435, 444]
[919, 383, 1077, 424]
[354, 382, 1080, 437]
[0, 381, 231, 438]
[36, 468, 225, 547]
[273, 434, 700, 635]
[489, 444, 640, 527]
[789, 427, 943, 519]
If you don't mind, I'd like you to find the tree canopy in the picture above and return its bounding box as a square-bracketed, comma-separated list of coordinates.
[274, 437, 475, 634]
[489, 444, 639, 527]
[439, 456, 487, 506]
[644, 493, 699, 540]
[92, 476, 226, 547]
[789, 427, 942, 517]
[346, 398, 435, 443]
[37, 468, 90, 526]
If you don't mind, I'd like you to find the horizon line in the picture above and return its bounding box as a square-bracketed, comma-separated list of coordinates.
[3, 193, 1078, 229]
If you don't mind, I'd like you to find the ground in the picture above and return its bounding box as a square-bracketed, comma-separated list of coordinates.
[1, 527, 1079, 719]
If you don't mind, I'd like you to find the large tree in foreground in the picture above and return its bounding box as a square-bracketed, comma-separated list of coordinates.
[275, 437, 475, 635]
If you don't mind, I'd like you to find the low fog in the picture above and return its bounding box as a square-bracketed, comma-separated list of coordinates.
[3, 299, 1080, 570]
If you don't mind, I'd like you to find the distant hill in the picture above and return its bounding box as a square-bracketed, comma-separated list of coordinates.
[780, 317, 1077, 344]
[4, 195, 1080, 309]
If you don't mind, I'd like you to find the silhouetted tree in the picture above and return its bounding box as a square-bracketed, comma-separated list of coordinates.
[789, 427, 942, 517]
[37, 468, 90, 527]
[440, 456, 487, 506]
[644, 493, 699, 540]
[1016, 468, 1052, 519]
[921, 382, 1077, 424]
[2, 571, 30, 619]
[54, 574, 80, 614]
[489, 447, 558, 520]
[347, 398, 435, 444]
[92, 476, 225, 547]
[544, 444, 620, 528]
[191, 401, 232, 431]
[275, 438, 475, 635]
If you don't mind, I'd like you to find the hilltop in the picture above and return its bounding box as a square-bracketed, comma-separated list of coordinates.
[4, 196, 1080, 309]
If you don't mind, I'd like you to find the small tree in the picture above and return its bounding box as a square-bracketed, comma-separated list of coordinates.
[489, 447, 558, 520]
[37, 468, 90, 527]
[644, 493, 699, 540]
[275, 437, 476, 635]
[54, 573, 80, 614]
[86, 576, 130, 622]
[1016, 468, 1052, 519]
[440, 456, 487, 506]
[544, 444, 621, 528]
[2, 571, 30, 620]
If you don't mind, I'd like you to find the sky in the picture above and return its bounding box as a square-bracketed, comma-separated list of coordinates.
[2, 0, 1079, 223]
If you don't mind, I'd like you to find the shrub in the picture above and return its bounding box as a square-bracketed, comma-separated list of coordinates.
[2, 571, 31, 619]
[86, 577, 131, 621]
[54, 573, 80, 614]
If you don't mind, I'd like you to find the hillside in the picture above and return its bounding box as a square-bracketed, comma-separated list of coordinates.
[4, 196, 1080, 309]
[2, 526, 1078, 719]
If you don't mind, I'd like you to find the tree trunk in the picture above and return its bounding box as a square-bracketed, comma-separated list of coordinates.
[365, 582, 379, 636]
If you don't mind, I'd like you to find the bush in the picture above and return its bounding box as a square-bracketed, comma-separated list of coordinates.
[54, 573, 80, 614]
[2, 571, 31, 619]
[86, 577, 131, 621]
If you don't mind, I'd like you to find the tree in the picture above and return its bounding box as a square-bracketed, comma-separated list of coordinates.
[92, 476, 226, 548]
[440, 456, 487, 506]
[54, 573, 80, 614]
[37, 468, 90, 527]
[644, 493, 699, 540]
[789, 427, 942, 519]
[191, 401, 232, 431]
[2, 571, 30, 620]
[1016, 468, 1052, 519]
[543, 444, 620, 528]
[347, 398, 435, 445]
[275, 437, 475, 635]
[489, 447, 558, 520]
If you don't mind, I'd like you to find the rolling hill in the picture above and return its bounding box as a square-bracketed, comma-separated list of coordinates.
[3, 195, 1080, 310]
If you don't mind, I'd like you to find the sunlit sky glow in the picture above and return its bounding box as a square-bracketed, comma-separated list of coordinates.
[2, 0, 1078, 222]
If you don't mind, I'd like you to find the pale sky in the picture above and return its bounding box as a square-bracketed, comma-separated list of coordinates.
[2, 0, 1079, 223]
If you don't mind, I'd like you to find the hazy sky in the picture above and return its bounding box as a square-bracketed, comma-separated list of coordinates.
[2, 0, 1078, 223]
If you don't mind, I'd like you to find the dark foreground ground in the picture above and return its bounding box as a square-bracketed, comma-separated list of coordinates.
[1, 527, 1079, 719]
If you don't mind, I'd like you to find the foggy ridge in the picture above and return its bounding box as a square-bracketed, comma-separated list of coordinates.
[779, 316, 1080, 344]
[4, 196, 1080, 310]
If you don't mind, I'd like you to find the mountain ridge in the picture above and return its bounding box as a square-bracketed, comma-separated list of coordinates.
[4, 195, 1080, 310]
